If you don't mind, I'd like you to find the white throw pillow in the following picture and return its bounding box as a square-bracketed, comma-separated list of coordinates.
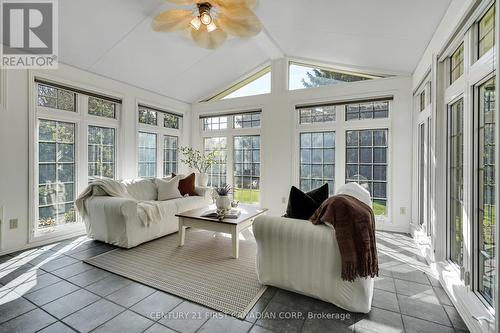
[155, 176, 182, 201]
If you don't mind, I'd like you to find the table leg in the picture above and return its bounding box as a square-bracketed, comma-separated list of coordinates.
[232, 227, 239, 259]
[179, 220, 185, 246]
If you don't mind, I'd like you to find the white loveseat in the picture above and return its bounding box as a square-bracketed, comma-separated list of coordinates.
[252, 183, 375, 313]
[82, 178, 210, 248]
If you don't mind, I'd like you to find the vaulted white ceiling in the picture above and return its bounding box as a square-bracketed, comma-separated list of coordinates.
[59, 0, 452, 103]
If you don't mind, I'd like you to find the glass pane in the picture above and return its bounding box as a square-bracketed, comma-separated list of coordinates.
[37, 84, 76, 112]
[221, 71, 271, 100]
[37, 120, 76, 229]
[448, 98, 464, 266]
[138, 107, 158, 125]
[478, 5, 495, 58]
[88, 126, 115, 182]
[289, 63, 378, 90]
[163, 136, 178, 176]
[164, 114, 180, 129]
[88, 97, 116, 118]
[477, 78, 496, 304]
[450, 44, 464, 84]
[204, 137, 228, 188]
[233, 113, 261, 128]
[233, 136, 260, 203]
[138, 132, 157, 177]
[300, 132, 335, 195]
[345, 129, 388, 216]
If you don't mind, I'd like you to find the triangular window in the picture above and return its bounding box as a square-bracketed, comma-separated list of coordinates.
[207, 67, 271, 101]
[289, 62, 383, 90]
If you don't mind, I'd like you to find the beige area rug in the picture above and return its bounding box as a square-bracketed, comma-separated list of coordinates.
[84, 229, 266, 319]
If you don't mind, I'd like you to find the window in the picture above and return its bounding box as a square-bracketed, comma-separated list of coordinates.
[298, 105, 336, 124]
[203, 116, 228, 131]
[88, 97, 116, 119]
[38, 120, 76, 229]
[138, 107, 158, 125]
[346, 129, 388, 217]
[346, 100, 389, 120]
[289, 62, 382, 90]
[208, 67, 271, 101]
[234, 136, 260, 204]
[418, 123, 425, 225]
[164, 114, 180, 129]
[419, 91, 426, 111]
[137, 105, 182, 178]
[204, 137, 227, 187]
[450, 44, 464, 84]
[448, 98, 464, 267]
[138, 132, 157, 177]
[88, 126, 115, 182]
[234, 112, 261, 128]
[299, 132, 335, 195]
[163, 136, 178, 176]
[478, 5, 495, 58]
[37, 84, 76, 112]
[477, 78, 496, 304]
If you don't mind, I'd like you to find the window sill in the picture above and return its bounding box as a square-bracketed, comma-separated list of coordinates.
[433, 261, 495, 333]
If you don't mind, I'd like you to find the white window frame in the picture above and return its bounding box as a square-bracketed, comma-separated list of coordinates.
[135, 101, 184, 178]
[29, 73, 122, 243]
[435, 1, 497, 326]
[293, 98, 392, 223]
[199, 111, 262, 204]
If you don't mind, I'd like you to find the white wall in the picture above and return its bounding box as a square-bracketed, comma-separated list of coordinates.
[192, 59, 414, 233]
[0, 63, 190, 254]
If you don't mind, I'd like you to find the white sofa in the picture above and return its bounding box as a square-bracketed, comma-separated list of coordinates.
[82, 178, 211, 248]
[252, 183, 375, 313]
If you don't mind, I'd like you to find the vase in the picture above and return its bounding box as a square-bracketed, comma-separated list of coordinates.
[197, 173, 209, 187]
[216, 195, 231, 211]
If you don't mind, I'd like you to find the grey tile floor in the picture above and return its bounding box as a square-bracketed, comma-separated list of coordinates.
[0, 231, 469, 333]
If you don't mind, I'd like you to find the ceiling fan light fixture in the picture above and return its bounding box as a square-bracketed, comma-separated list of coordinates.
[206, 21, 217, 32]
[200, 12, 212, 25]
[190, 16, 201, 30]
[198, 2, 213, 25]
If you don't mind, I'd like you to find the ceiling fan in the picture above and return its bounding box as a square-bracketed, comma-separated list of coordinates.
[152, 0, 262, 49]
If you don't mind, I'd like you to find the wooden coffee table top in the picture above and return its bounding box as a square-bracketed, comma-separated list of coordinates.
[175, 204, 268, 225]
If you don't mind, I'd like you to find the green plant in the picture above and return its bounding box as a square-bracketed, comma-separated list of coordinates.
[64, 208, 76, 223]
[39, 217, 56, 228]
[216, 184, 231, 196]
[179, 146, 218, 173]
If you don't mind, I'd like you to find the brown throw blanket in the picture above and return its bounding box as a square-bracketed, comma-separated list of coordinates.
[309, 194, 378, 282]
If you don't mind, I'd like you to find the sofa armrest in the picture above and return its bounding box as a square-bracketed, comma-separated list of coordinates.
[195, 186, 212, 201]
[84, 196, 138, 221]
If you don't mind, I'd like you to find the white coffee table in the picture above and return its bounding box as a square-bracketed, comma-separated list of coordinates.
[175, 204, 268, 259]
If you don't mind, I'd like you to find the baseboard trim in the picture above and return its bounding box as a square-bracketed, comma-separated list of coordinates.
[0, 229, 86, 256]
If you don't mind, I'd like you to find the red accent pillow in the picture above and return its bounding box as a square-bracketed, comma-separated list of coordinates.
[172, 173, 198, 196]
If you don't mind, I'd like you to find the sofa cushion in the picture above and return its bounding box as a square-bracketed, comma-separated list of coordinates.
[170, 196, 208, 213]
[173, 173, 198, 196]
[121, 179, 157, 201]
[285, 183, 329, 220]
[155, 176, 182, 201]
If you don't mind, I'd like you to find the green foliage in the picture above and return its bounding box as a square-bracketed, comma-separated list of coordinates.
[179, 146, 218, 173]
[39, 217, 56, 228]
[302, 69, 369, 88]
[64, 207, 76, 223]
[88, 97, 115, 118]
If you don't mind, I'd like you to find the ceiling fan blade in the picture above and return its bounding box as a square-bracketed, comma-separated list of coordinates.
[166, 0, 197, 4]
[191, 26, 227, 49]
[212, 0, 257, 10]
[216, 11, 261, 37]
[152, 9, 193, 32]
